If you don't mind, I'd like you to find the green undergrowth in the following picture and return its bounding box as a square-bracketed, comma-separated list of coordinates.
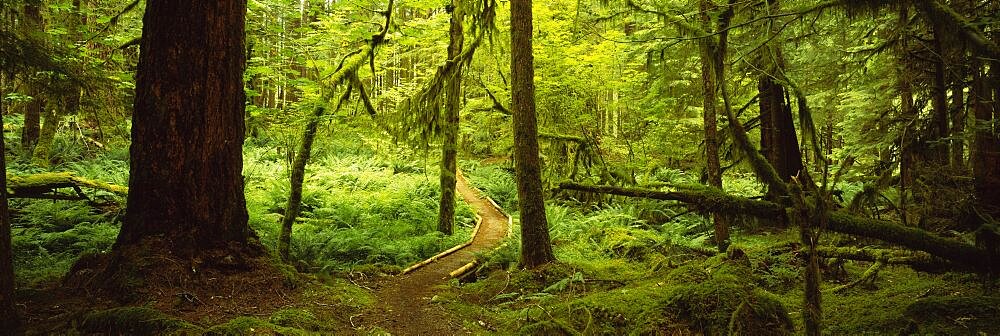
[10, 131, 478, 285]
[440, 190, 995, 334]
[245, 136, 476, 273]
[462, 159, 518, 213]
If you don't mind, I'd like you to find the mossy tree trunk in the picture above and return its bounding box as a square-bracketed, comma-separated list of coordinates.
[22, 94, 42, 153]
[0, 77, 21, 332]
[278, 0, 392, 262]
[896, 6, 917, 225]
[31, 97, 69, 166]
[511, 0, 555, 268]
[279, 105, 324, 262]
[114, 0, 254, 255]
[19, 2, 43, 154]
[438, 0, 465, 235]
[697, 0, 728, 253]
[927, 20, 951, 165]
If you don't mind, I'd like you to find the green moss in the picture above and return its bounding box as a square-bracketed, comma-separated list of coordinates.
[275, 262, 304, 288]
[300, 278, 375, 309]
[902, 296, 1000, 335]
[206, 316, 310, 336]
[79, 307, 202, 336]
[599, 227, 664, 260]
[269, 309, 321, 331]
[654, 259, 792, 335]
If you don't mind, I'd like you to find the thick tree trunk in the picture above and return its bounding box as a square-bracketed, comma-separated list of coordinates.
[758, 76, 803, 182]
[20, 3, 43, 155]
[115, 0, 252, 253]
[31, 97, 68, 166]
[438, 0, 465, 235]
[752, 0, 802, 203]
[698, 0, 728, 253]
[22, 94, 41, 153]
[928, 23, 951, 165]
[971, 61, 1000, 220]
[511, 0, 555, 268]
[0, 80, 21, 332]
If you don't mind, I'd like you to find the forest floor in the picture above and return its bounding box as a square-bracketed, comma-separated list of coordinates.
[355, 170, 510, 335]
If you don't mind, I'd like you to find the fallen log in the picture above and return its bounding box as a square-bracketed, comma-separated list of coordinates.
[7, 172, 128, 200]
[812, 246, 958, 271]
[558, 182, 993, 271]
[558, 181, 783, 219]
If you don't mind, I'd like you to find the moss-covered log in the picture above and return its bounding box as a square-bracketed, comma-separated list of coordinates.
[558, 181, 784, 219]
[812, 246, 957, 271]
[825, 212, 990, 270]
[7, 172, 128, 199]
[558, 182, 993, 270]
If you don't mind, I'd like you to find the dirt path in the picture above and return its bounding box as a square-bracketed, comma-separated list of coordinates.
[358, 170, 509, 335]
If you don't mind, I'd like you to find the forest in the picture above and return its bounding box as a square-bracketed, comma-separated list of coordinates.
[0, 0, 998, 334]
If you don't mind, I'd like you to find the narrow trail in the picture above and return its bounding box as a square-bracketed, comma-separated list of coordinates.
[358, 170, 510, 335]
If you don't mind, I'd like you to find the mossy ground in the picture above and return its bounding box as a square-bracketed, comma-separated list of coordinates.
[438, 198, 996, 335]
[24, 275, 374, 336]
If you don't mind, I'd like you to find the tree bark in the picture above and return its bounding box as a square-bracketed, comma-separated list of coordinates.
[438, 0, 465, 235]
[0, 77, 21, 332]
[928, 21, 950, 165]
[31, 98, 66, 166]
[115, 0, 252, 253]
[19, 2, 43, 154]
[698, 0, 729, 253]
[971, 60, 1000, 220]
[949, 61, 966, 171]
[897, 6, 916, 225]
[511, 0, 555, 268]
[755, 0, 802, 187]
[758, 75, 803, 182]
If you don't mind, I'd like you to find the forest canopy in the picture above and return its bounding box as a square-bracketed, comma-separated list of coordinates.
[0, 0, 998, 334]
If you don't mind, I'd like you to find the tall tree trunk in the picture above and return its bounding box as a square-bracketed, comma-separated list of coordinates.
[22, 95, 42, 154]
[31, 96, 70, 166]
[971, 60, 1000, 220]
[0, 77, 20, 332]
[698, 0, 728, 253]
[511, 0, 555, 268]
[928, 22, 951, 165]
[949, 47, 966, 171]
[20, 2, 43, 154]
[438, 0, 465, 235]
[897, 6, 917, 225]
[755, 0, 802, 196]
[758, 76, 802, 181]
[115, 0, 252, 253]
